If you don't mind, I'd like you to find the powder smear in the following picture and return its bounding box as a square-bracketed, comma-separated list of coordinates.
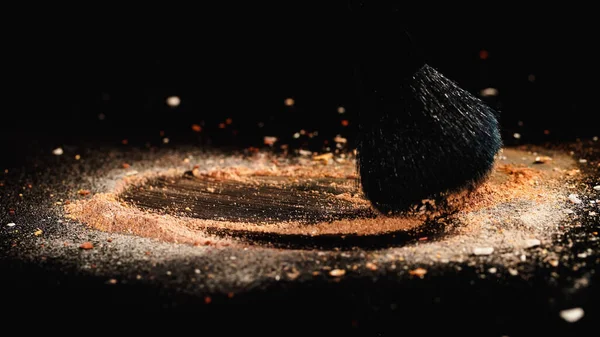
[65, 147, 579, 256]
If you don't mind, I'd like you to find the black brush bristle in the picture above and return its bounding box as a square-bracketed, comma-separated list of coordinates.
[354, 26, 502, 214]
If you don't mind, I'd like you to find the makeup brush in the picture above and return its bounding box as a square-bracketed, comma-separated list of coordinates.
[353, 17, 502, 214]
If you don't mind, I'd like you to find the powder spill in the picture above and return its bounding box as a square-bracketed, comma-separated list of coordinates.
[64, 147, 579, 266]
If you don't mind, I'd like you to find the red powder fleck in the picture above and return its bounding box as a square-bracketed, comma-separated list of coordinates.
[79, 242, 94, 250]
[409, 267, 427, 277]
[191, 124, 202, 132]
[479, 50, 489, 60]
[341, 120, 349, 127]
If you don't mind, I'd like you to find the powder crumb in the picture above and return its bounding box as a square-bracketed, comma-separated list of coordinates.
[204, 296, 212, 304]
[365, 262, 378, 271]
[33, 229, 42, 236]
[473, 247, 494, 256]
[559, 308, 584, 323]
[78, 189, 91, 196]
[286, 269, 300, 280]
[524, 239, 541, 248]
[568, 194, 582, 204]
[79, 242, 94, 250]
[107, 279, 117, 285]
[593, 185, 600, 191]
[409, 268, 427, 277]
[52, 147, 63, 156]
[508, 268, 519, 276]
[329, 269, 346, 277]
[6, 223, 16, 227]
[488, 267, 497, 274]
[313, 153, 333, 162]
[534, 156, 552, 164]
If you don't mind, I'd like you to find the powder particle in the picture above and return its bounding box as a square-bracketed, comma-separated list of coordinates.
[80, 242, 94, 249]
[559, 308, 585, 323]
[568, 194, 582, 204]
[473, 247, 494, 256]
[365, 262, 378, 271]
[409, 268, 427, 277]
[287, 269, 300, 280]
[329, 269, 346, 277]
[593, 185, 600, 191]
[6, 223, 16, 227]
[33, 229, 42, 236]
[534, 156, 552, 164]
[524, 239, 541, 248]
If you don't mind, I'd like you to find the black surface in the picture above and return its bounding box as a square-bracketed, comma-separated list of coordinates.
[0, 141, 599, 336]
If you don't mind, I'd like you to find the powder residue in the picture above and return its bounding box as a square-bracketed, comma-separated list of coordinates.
[64, 147, 579, 255]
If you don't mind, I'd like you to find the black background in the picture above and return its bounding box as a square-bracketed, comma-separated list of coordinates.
[0, 5, 594, 169]
[0, 5, 597, 333]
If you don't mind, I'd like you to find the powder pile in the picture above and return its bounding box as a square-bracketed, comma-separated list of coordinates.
[65, 147, 579, 260]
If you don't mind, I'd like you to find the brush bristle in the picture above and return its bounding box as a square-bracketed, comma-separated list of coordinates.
[357, 64, 502, 214]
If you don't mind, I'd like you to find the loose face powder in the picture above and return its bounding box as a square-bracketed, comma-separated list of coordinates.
[64, 147, 579, 259]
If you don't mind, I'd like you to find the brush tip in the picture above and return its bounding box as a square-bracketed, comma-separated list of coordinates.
[357, 64, 502, 214]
